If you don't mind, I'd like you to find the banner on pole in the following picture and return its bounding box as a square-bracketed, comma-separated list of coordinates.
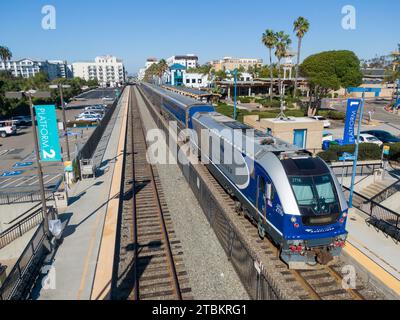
[34, 105, 62, 162]
[342, 99, 361, 145]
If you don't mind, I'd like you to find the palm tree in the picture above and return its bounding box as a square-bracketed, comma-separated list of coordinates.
[0, 46, 12, 69]
[156, 59, 168, 85]
[262, 29, 278, 102]
[274, 31, 292, 117]
[293, 17, 310, 98]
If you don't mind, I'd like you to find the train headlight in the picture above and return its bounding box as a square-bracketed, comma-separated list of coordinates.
[342, 212, 348, 218]
[290, 216, 297, 223]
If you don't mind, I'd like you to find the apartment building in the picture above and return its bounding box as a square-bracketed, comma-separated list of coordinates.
[210, 57, 263, 71]
[0, 58, 71, 80]
[72, 55, 126, 87]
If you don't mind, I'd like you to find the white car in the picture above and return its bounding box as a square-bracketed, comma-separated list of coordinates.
[75, 114, 102, 122]
[0, 121, 17, 138]
[310, 116, 331, 128]
[84, 105, 106, 113]
[356, 134, 383, 146]
[76, 111, 102, 119]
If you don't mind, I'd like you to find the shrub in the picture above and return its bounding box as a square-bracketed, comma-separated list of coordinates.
[318, 110, 345, 120]
[237, 96, 251, 103]
[317, 143, 381, 162]
[67, 120, 99, 128]
[385, 143, 400, 161]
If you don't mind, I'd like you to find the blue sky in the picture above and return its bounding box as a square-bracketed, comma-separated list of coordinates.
[1, 0, 398, 74]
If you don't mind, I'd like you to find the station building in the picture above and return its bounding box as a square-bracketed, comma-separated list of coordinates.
[244, 115, 324, 150]
[209, 57, 263, 72]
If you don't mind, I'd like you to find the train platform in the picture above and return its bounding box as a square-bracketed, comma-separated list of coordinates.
[344, 207, 400, 298]
[30, 87, 130, 300]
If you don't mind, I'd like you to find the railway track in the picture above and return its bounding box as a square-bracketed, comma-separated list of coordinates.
[113, 86, 191, 300]
[136, 85, 385, 300]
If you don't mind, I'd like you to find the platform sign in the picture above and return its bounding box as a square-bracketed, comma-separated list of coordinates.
[64, 161, 73, 172]
[383, 145, 390, 156]
[343, 99, 361, 145]
[34, 105, 62, 162]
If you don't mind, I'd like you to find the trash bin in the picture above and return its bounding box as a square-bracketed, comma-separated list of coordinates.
[0, 264, 7, 286]
[322, 140, 331, 151]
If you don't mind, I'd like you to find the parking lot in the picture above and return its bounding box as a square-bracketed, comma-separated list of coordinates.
[0, 88, 117, 194]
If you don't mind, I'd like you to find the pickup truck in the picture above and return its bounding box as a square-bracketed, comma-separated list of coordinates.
[0, 121, 17, 138]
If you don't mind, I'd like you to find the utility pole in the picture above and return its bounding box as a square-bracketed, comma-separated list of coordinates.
[50, 84, 71, 161]
[6, 90, 52, 235]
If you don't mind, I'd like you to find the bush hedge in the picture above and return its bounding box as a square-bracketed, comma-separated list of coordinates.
[67, 120, 99, 128]
[317, 143, 382, 162]
[317, 110, 346, 120]
[384, 143, 400, 161]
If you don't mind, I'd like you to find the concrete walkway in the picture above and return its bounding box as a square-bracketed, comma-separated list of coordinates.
[346, 208, 400, 292]
[30, 88, 129, 300]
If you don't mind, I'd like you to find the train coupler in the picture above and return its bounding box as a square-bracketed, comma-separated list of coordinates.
[314, 248, 334, 265]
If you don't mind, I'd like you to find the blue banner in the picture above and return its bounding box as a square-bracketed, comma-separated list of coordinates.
[342, 99, 361, 145]
[34, 105, 62, 162]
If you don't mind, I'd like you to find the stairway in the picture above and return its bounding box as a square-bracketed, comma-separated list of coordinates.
[352, 181, 388, 208]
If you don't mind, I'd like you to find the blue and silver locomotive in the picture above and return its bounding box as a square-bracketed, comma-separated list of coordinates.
[140, 83, 348, 269]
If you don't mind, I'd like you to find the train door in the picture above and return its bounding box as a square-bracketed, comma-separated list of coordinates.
[256, 176, 267, 238]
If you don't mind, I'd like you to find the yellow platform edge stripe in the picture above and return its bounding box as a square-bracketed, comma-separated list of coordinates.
[344, 242, 400, 297]
[90, 87, 130, 300]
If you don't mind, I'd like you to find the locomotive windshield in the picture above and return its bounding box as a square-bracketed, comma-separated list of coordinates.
[289, 174, 340, 216]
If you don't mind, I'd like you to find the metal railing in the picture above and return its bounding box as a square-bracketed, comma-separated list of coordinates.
[74, 87, 125, 178]
[0, 189, 54, 205]
[343, 187, 400, 241]
[371, 180, 400, 204]
[0, 207, 43, 249]
[330, 162, 382, 178]
[0, 221, 50, 300]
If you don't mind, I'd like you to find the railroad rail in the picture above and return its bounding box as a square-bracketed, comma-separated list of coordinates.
[112, 86, 191, 300]
[137, 84, 386, 300]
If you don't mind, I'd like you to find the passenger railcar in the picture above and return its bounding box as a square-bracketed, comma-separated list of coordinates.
[140, 83, 215, 130]
[140, 83, 349, 269]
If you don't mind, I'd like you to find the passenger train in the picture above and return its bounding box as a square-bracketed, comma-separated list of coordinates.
[139, 83, 348, 269]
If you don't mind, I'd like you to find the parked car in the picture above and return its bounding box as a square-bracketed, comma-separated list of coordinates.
[12, 115, 32, 126]
[75, 111, 103, 119]
[360, 130, 400, 143]
[310, 116, 331, 128]
[0, 121, 17, 137]
[75, 114, 102, 122]
[84, 105, 106, 113]
[355, 134, 383, 146]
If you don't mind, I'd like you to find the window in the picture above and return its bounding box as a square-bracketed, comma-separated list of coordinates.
[289, 174, 339, 216]
[186, 79, 190, 84]
[198, 79, 202, 83]
[192, 79, 196, 83]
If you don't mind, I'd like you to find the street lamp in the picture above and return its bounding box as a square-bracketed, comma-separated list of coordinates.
[227, 69, 238, 120]
[5, 90, 52, 235]
[49, 84, 71, 161]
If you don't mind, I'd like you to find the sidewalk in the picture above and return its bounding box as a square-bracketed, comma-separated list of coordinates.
[30, 88, 129, 300]
[344, 208, 400, 297]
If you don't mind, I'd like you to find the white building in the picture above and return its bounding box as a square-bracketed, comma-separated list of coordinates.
[0, 58, 71, 80]
[183, 72, 210, 89]
[138, 58, 159, 80]
[72, 55, 126, 87]
[166, 54, 198, 69]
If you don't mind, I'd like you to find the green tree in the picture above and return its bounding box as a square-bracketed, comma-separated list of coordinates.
[261, 29, 278, 102]
[0, 46, 12, 66]
[300, 50, 363, 116]
[293, 16, 310, 98]
[274, 31, 292, 103]
[156, 59, 168, 84]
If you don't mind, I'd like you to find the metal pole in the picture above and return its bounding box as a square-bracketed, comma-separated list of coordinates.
[348, 91, 365, 208]
[28, 93, 50, 235]
[233, 69, 237, 120]
[59, 84, 71, 161]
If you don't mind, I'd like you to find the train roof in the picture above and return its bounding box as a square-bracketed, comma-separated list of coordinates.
[141, 83, 210, 108]
[193, 112, 303, 159]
